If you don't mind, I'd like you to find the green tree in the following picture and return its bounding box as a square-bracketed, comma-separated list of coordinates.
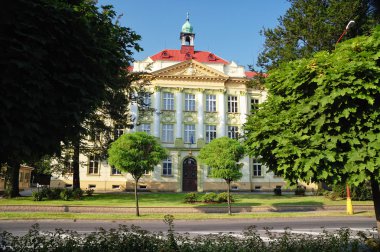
[108, 132, 168, 216]
[258, 0, 379, 71]
[0, 0, 141, 197]
[244, 27, 380, 231]
[198, 137, 245, 215]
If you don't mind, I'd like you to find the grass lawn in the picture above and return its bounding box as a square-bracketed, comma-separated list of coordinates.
[0, 192, 374, 207]
[0, 210, 375, 221]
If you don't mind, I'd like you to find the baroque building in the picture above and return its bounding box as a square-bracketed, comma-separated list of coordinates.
[51, 16, 288, 192]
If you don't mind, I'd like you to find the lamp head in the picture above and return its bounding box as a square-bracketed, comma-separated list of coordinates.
[346, 20, 355, 30]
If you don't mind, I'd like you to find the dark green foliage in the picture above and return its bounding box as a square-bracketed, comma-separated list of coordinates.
[295, 186, 306, 196]
[60, 189, 73, 201]
[258, 0, 379, 71]
[331, 183, 373, 201]
[201, 192, 218, 203]
[72, 188, 84, 200]
[85, 188, 94, 197]
[184, 192, 198, 203]
[32, 191, 43, 201]
[0, 223, 375, 251]
[274, 188, 282, 196]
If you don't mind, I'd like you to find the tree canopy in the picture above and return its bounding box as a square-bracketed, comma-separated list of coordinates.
[108, 132, 168, 216]
[244, 26, 380, 228]
[198, 137, 245, 214]
[0, 0, 141, 196]
[258, 0, 379, 71]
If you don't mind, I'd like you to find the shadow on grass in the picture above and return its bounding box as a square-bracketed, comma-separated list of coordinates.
[271, 201, 324, 212]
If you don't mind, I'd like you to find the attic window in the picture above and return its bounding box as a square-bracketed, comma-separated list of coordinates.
[185, 53, 192, 60]
[208, 53, 216, 61]
[161, 51, 170, 58]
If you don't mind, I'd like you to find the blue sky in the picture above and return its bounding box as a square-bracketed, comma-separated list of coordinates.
[97, 0, 290, 70]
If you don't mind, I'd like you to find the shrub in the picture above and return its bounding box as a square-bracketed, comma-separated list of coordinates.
[274, 188, 282, 196]
[60, 189, 72, 201]
[216, 192, 235, 203]
[85, 188, 94, 196]
[51, 188, 63, 199]
[295, 186, 306, 196]
[184, 192, 198, 203]
[201, 192, 217, 203]
[39, 187, 50, 198]
[32, 191, 43, 201]
[72, 188, 84, 200]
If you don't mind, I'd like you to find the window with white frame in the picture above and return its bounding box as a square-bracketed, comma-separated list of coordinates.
[184, 124, 195, 143]
[227, 95, 238, 113]
[253, 159, 262, 177]
[228, 126, 239, 139]
[162, 92, 174, 110]
[64, 157, 74, 174]
[140, 123, 151, 134]
[205, 125, 217, 143]
[162, 124, 174, 143]
[184, 93, 195, 111]
[206, 94, 216, 112]
[88, 155, 100, 174]
[251, 98, 259, 111]
[111, 166, 122, 175]
[162, 157, 172, 176]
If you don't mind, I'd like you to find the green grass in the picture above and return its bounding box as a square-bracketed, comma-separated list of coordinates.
[0, 211, 375, 220]
[0, 192, 373, 207]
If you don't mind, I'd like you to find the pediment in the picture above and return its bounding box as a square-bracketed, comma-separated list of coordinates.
[151, 60, 229, 79]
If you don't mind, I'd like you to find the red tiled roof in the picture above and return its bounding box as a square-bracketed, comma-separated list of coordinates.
[150, 49, 229, 64]
[245, 71, 268, 78]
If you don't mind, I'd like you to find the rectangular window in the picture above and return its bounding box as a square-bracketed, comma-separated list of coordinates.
[253, 159, 262, 177]
[205, 125, 217, 143]
[206, 94, 216, 112]
[251, 98, 259, 111]
[162, 124, 174, 143]
[163, 157, 172, 176]
[88, 155, 100, 174]
[184, 93, 196, 111]
[162, 92, 174, 110]
[143, 92, 151, 108]
[227, 126, 239, 139]
[140, 123, 151, 134]
[184, 124, 196, 144]
[227, 95, 238, 113]
[64, 158, 74, 174]
[114, 126, 124, 139]
[111, 166, 122, 175]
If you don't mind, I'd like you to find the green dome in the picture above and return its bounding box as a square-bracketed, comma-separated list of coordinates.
[182, 19, 193, 33]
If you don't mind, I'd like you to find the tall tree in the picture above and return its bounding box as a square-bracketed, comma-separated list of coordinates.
[108, 132, 168, 216]
[198, 137, 245, 215]
[0, 0, 141, 197]
[245, 27, 380, 232]
[258, 0, 379, 71]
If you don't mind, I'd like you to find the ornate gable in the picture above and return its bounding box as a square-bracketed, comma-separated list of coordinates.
[151, 60, 229, 80]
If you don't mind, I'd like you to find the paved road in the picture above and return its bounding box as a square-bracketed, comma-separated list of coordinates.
[0, 216, 377, 237]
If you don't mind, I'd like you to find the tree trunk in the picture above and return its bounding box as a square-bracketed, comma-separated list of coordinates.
[72, 138, 80, 190]
[134, 178, 140, 217]
[370, 176, 380, 236]
[9, 159, 20, 198]
[227, 180, 231, 215]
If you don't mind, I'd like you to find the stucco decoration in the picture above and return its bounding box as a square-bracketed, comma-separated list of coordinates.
[227, 113, 240, 124]
[138, 110, 153, 123]
[183, 111, 197, 123]
[161, 111, 176, 123]
[205, 112, 219, 124]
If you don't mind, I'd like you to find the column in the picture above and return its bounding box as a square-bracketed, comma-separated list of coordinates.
[240, 91, 248, 124]
[175, 90, 183, 139]
[218, 91, 226, 136]
[130, 92, 138, 132]
[197, 90, 204, 139]
[153, 87, 161, 138]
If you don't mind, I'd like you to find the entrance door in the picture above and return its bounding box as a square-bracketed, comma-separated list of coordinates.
[182, 157, 197, 191]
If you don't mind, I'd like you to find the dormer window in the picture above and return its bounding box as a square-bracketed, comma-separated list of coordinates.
[208, 53, 216, 61]
[161, 50, 170, 58]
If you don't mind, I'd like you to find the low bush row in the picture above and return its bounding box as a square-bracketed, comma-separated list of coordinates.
[184, 192, 234, 204]
[1, 219, 378, 252]
[32, 187, 94, 201]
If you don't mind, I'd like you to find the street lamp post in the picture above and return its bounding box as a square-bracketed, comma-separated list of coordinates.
[336, 20, 355, 215]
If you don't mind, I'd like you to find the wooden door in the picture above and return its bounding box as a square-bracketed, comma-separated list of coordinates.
[182, 158, 197, 191]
